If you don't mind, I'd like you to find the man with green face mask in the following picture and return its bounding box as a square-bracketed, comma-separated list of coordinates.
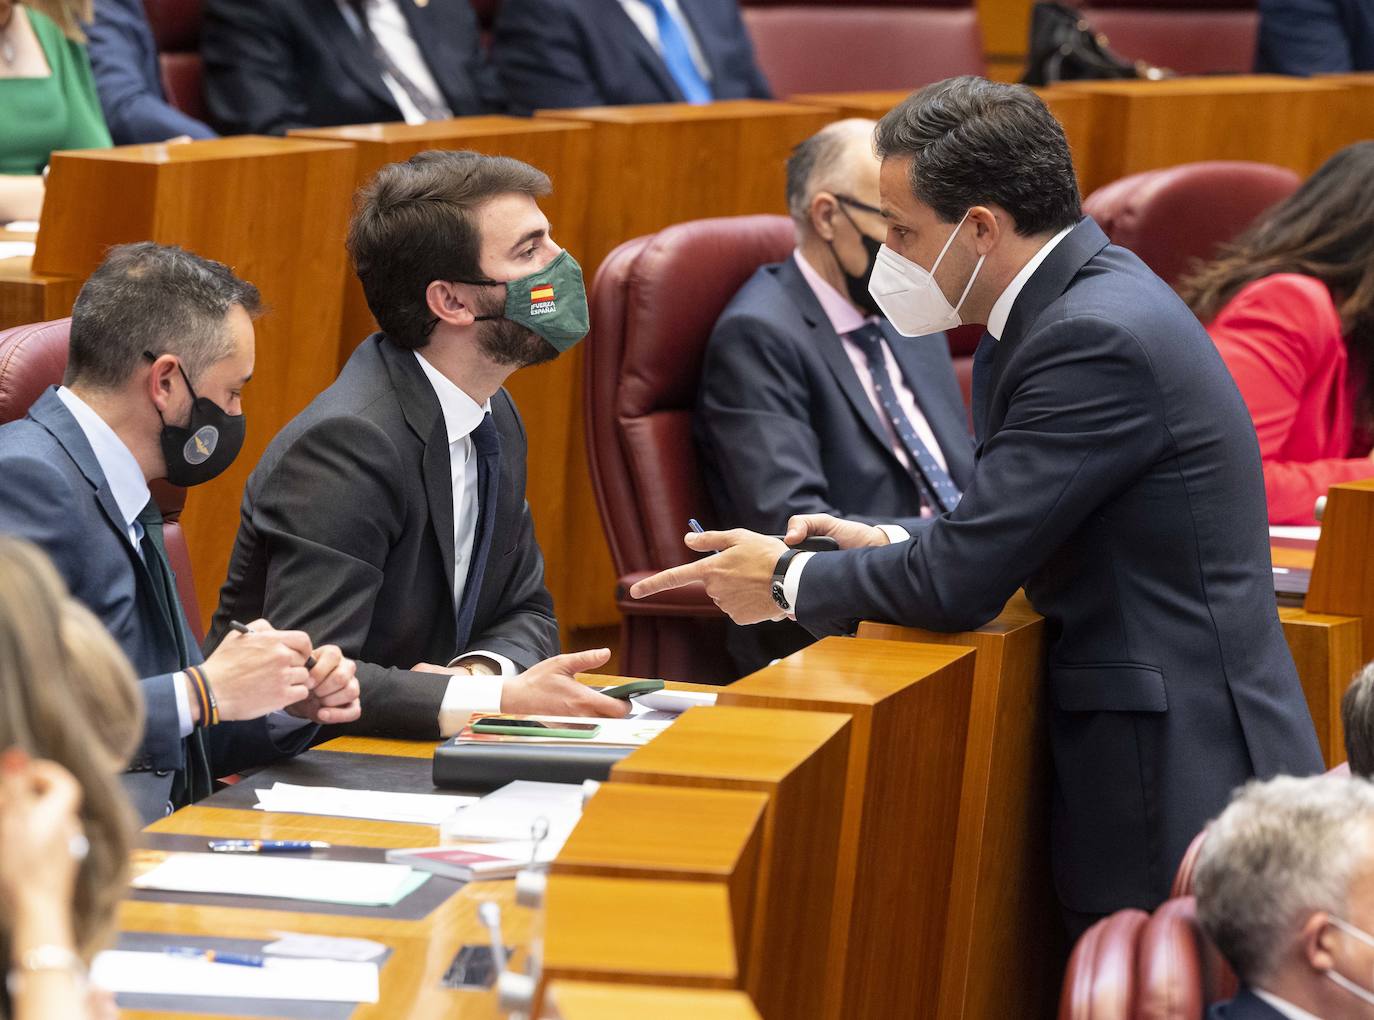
[208, 149, 628, 739]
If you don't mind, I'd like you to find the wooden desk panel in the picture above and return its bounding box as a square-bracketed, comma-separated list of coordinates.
[1279, 607, 1362, 766]
[1054, 75, 1346, 193]
[859, 594, 1059, 1020]
[552, 783, 767, 968]
[611, 705, 850, 1020]
[543, 981, 761, 1020]
[532, 100, 835, 632]
[1311, 74, 1374, 170]
[29, 137, 357, 629]
[718, 637, 975, 1020]
[1307, 480, 1374, 662]
[0, 257, 81, 328]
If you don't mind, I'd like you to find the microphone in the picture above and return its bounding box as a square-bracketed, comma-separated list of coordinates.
[478, 901, 507, 975]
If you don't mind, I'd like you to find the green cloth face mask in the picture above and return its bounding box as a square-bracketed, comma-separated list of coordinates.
[467, 250, 590, 352]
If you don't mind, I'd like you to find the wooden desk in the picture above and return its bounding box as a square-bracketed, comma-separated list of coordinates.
[532, 99, 835, 634]
[718, 637, 975, 1020]
[610, 705, 850, 1020]
[543, 981, 762, 1020]
[18, 137, 357, 628]
[1311, 73, 1374, 169]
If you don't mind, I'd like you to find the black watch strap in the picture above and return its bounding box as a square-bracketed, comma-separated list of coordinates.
[771, 548, 802, 612]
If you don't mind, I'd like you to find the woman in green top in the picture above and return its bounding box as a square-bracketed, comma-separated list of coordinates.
[0, 0, 112, 221]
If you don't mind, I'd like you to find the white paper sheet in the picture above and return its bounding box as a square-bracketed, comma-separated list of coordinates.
[2, 220, 39, 232]
[252, 781, 476, 824]
[1269, 525, 1321, 541]
[92, 950, 380, 1003]
[0, 241, 36, 260]
[631, 690, 717, 715]
[131, 853, 423, 906]
[441, 780, 584, 844]
[263, 933, 388, 961]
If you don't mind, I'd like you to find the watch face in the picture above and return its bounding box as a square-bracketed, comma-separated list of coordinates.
[770, 581, 790, 611]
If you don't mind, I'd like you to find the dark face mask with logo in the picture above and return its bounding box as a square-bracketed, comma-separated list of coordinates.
[143, 352, 246, 487]
[828, 195, 885, 319]
[464, 249, 591, 353]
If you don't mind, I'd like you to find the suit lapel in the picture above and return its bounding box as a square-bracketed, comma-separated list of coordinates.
[775, 259, 906, 471]
[312, 0, 402, 113]
[395, 0, 475, 110]
[377, 337, 459, 619]
[676, 0, 722, 91]
[603, 0, 686, 101]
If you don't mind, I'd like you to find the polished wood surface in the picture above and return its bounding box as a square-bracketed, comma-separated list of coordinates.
[543, 981, 762, 1020]
[532, 99, 835, 634]
[27, 137, 358, 631]
[1307, 480, 1374, 662]
[552, 783, 767, 966]
[719, 638, 975, 1020]
[859, 594, 1060, 1020]
[1279, 607, 1362, 766]
[611, 705, 851, 1020]
[1310, 73, 1374, 169]
[0, 257, 81, 331]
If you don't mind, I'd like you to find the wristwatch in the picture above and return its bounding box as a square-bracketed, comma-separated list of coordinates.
[771, 549, 802, 612]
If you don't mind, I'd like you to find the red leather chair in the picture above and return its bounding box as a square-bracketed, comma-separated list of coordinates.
[1083, 160, 1301, 287]
[1078, 0, 1258, 75]
[0, 318, 205, 643]
[585, 215, 795, 683]
[142, 0, 209, 123]
[741, 1, 985, 96]
[1059, 897, 1238, 1019]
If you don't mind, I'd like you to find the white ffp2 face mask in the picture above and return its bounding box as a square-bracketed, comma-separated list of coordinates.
[868, 209, 986, 337]
[1326, 916, 1374, 1008]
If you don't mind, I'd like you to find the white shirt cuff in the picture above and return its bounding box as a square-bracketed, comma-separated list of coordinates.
[438, 674, 506, 737]
[781, 551, 816, 622]
[172, 670, 193, 737]
[266, 710, 313, 742]
[447, 650, 519, 676]
[876, 524, 912, 545]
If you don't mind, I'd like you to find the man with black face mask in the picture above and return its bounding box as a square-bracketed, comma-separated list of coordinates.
[695, 118, 974, 675]
[209, 150, 627, 739]
[0, 242, 362, 823]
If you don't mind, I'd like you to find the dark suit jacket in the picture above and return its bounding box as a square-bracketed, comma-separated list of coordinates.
[0, 390, 312, 823]
[1256, 0, 1374, 74]
[493, 0, 770, 113]
[208, 335, 559, 739]
[87, 0, 217, 144]
[796, 218, 1324, 915]
[1208, 988, 1289, 1020]
[201, 0, 504, 136]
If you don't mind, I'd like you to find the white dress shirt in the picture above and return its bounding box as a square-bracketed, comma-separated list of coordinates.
[413, 354, 518, 735]
[616, 0, 713, 81]
[781, 227, 1074, 615]
[337, 0, 453, 125]
[56, 386, 197, 736]
[1253, 989, 1324, 1020]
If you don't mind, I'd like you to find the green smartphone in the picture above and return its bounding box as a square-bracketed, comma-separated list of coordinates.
[597, 679, 666, 700]
[470, 717, 602, 739]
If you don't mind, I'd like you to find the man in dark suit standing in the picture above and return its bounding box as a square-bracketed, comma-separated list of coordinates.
[201, 0, 504, 136]
[493, 0, 769, 113]
[697, 118, 973, 674]
[88, 0, 218, 144]
[209, 150, 627, 739]
[633, 77, 1323, 927]
[0, 243, 361, 823]
[1256, 0, 1374, 75]
[1197, 775, 1374, 1019]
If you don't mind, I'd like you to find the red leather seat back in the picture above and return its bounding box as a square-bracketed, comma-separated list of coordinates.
[585, 215, 794, 680]
[1082, 0, 1258, 74]
[142, 0, 209, 122]
[0, 318, 204, 643]
[1058, 908, 1149, 1020]
[742, 4, 985, 96]
[1083, 160, 1301, 287]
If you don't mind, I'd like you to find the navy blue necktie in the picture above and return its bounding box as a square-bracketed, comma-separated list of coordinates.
[970, 331, 998, 446]
[454, 414, 502, 650]
[848, 323, 961, 514]
[642, 0, 713, 103]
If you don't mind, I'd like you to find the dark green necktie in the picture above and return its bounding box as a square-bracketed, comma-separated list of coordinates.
[137, 499, 212, 807]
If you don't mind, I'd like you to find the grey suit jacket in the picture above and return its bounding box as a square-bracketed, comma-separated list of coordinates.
[208, 335, 559, 739]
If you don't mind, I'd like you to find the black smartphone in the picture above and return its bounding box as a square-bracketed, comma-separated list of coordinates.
[770, 535, 840, 552]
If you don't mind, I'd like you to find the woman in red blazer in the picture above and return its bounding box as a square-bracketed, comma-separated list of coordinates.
[1183, 142, 1374, 525]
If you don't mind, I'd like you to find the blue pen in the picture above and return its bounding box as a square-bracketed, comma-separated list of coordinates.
[164, 947, 265, 967]
[687, 519, 720, 556]
[207, 839, 330, 854]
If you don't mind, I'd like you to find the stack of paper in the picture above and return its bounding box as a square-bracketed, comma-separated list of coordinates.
[456, 715, 672, 748]
[630, 689, 716, 719]
[92, 951, 380, 1003]
[386, 837, 561, 880]
[441, 780, 584, 845]
[253, 782, 476, 823]
[131, 853, 428, 907]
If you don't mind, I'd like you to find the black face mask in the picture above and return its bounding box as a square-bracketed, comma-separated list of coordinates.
[828, 199, 884, 318]
[143, 352, 246, 487]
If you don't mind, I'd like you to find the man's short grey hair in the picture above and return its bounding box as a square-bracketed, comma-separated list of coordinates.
[64, 242, 261, 390]
[1343, 662, 1374, 779]
[784, 119, 876, 226]
[1195, 774, 1374, 985]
